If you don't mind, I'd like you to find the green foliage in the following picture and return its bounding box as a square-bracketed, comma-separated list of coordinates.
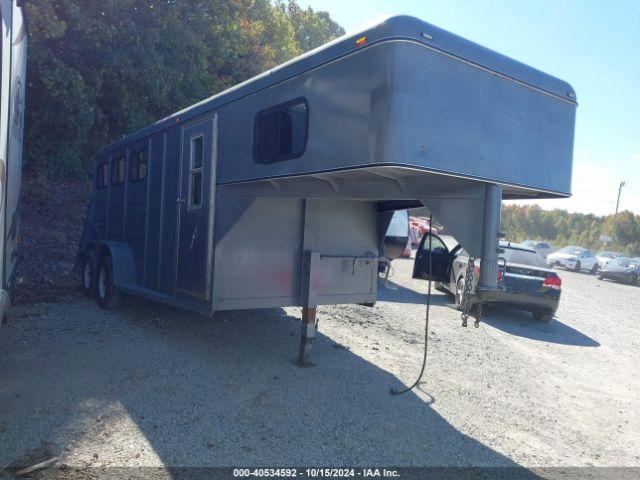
[279, 0, 345, 52]
[502, 204, 640, 257]
[24, 0, 344, 176]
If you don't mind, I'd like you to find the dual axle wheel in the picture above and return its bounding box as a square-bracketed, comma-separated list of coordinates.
[81, 252, 122, 309]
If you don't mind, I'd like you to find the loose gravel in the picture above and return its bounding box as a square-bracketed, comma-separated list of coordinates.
[0, 258, 638, 471]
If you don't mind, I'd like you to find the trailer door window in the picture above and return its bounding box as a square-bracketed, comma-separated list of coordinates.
[254, 98, 308, 163]
[111, 156, 125, 185]
[97, 162, 109, 188]
[189, 135, 204, 208]
[130, 150, 148, 182]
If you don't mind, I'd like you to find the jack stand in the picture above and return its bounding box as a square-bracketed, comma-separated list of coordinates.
[297, 307, 317, 367]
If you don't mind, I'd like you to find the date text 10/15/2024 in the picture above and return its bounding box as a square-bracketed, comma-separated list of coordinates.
[233, 468, 400, 478]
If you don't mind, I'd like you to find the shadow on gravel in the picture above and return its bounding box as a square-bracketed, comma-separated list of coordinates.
[377, 278, 452, 307]
[481, 306, 600, 347]
[0, 299, 541, 477]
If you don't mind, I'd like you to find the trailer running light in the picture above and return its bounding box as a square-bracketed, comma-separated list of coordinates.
[356, 36, 367, 46]
[543, 276, 562, 289]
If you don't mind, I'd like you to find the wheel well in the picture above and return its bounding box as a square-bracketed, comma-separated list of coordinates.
[90, 242, 136, 287]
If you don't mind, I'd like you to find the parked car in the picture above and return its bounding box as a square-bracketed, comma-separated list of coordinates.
[595, 251, 622, 269]
[413, 235, 561, 322]
[521, 240, 553, 259]
[596, 257, 640, 285]
[547, 246, 598, 273]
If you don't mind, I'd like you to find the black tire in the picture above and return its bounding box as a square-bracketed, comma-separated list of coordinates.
[630, 274, 637, 286]
[591, 263, 598, 274]
[81, 251, 96, 297]
[573, 261, 581, 272]
[596, 275, 603, 280]
[455, 277, 465, 311]
[533, 311, 554, 323]
[95, 255, 122, 310]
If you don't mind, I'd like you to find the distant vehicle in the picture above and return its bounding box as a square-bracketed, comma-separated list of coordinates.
[413, 235, 561, 323]
[547, 246, 598, 273]
[595, 251, 622, 269]
[521, 240, 553, 258]
[408, 216, 436, 247]
[596, 257, 640, 286]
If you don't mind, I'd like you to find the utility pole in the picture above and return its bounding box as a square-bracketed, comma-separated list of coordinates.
[612, 181, 626, 246]
[615, 181, 626, 216]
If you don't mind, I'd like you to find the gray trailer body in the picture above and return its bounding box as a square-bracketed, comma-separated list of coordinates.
[0, 0, 26, 323]
[79, 15, 576, 319]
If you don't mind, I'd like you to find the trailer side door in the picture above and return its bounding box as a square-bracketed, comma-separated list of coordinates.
[175, 115, 217, 300]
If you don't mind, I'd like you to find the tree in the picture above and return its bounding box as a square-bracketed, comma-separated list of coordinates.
[23, 0, 344, 175]
[501, 205, 640, 256]
[281, 0, 345, 52]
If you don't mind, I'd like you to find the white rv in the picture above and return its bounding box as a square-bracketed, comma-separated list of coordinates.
[0, 0, 27, 326]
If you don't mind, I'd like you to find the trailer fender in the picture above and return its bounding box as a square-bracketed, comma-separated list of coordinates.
[92, 241, 137, 287]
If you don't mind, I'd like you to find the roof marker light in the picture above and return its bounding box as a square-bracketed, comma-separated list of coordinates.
[421, 32, 433, 40]
[356, 36, 367, 46]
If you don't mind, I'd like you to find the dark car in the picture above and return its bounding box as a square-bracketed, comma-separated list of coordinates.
[413, 234, 561, 322]
[596, 257, 640, 285]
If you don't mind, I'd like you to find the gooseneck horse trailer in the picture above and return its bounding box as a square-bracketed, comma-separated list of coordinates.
[0, 0, 26, 327]
[78, 15, 576, 364]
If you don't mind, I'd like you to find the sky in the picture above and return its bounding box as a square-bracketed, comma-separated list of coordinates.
[298, 0, 640, 216]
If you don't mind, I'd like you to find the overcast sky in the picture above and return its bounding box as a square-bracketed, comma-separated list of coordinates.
[298, 0, 640, 216]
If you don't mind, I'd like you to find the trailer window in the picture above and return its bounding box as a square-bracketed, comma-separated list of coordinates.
[111, 156, 125, 185]
[97, 162, 109, 189]
[189, 135, 204, 208]
[254, 98, 308, 163]
[130, 150, 148, 182]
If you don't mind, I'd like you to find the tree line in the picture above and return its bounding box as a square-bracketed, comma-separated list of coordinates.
[501, 205, 640, 257]
[23, 0, 344, 175]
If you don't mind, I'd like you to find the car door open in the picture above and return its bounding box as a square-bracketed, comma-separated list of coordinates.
[412, 233, 451, 282]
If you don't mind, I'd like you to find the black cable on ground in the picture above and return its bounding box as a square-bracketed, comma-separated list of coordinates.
[391, 214, 433, 396]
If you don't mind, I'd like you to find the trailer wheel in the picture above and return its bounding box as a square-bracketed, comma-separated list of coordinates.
[81, 251, 96, 297]
[96, 255, 122, 310]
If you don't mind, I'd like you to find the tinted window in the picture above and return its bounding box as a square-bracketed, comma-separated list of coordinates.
[130, 150, 148, 182]
[111, 156, 125, 185]
[500, 248, 548, 268]
[254, 99, 308, 163]
[424, 235, 448, 255]
[539, 243, 550, 249]
[97, 162, 108, 188]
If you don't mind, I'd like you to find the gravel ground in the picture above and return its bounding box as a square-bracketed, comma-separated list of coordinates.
[0, 257, 639, 473]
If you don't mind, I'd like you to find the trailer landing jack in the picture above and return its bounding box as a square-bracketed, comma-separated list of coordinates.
[297, 307, 317, 367]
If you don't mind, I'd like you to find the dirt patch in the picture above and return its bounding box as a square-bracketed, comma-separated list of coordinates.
[11, 173, 91, 305]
